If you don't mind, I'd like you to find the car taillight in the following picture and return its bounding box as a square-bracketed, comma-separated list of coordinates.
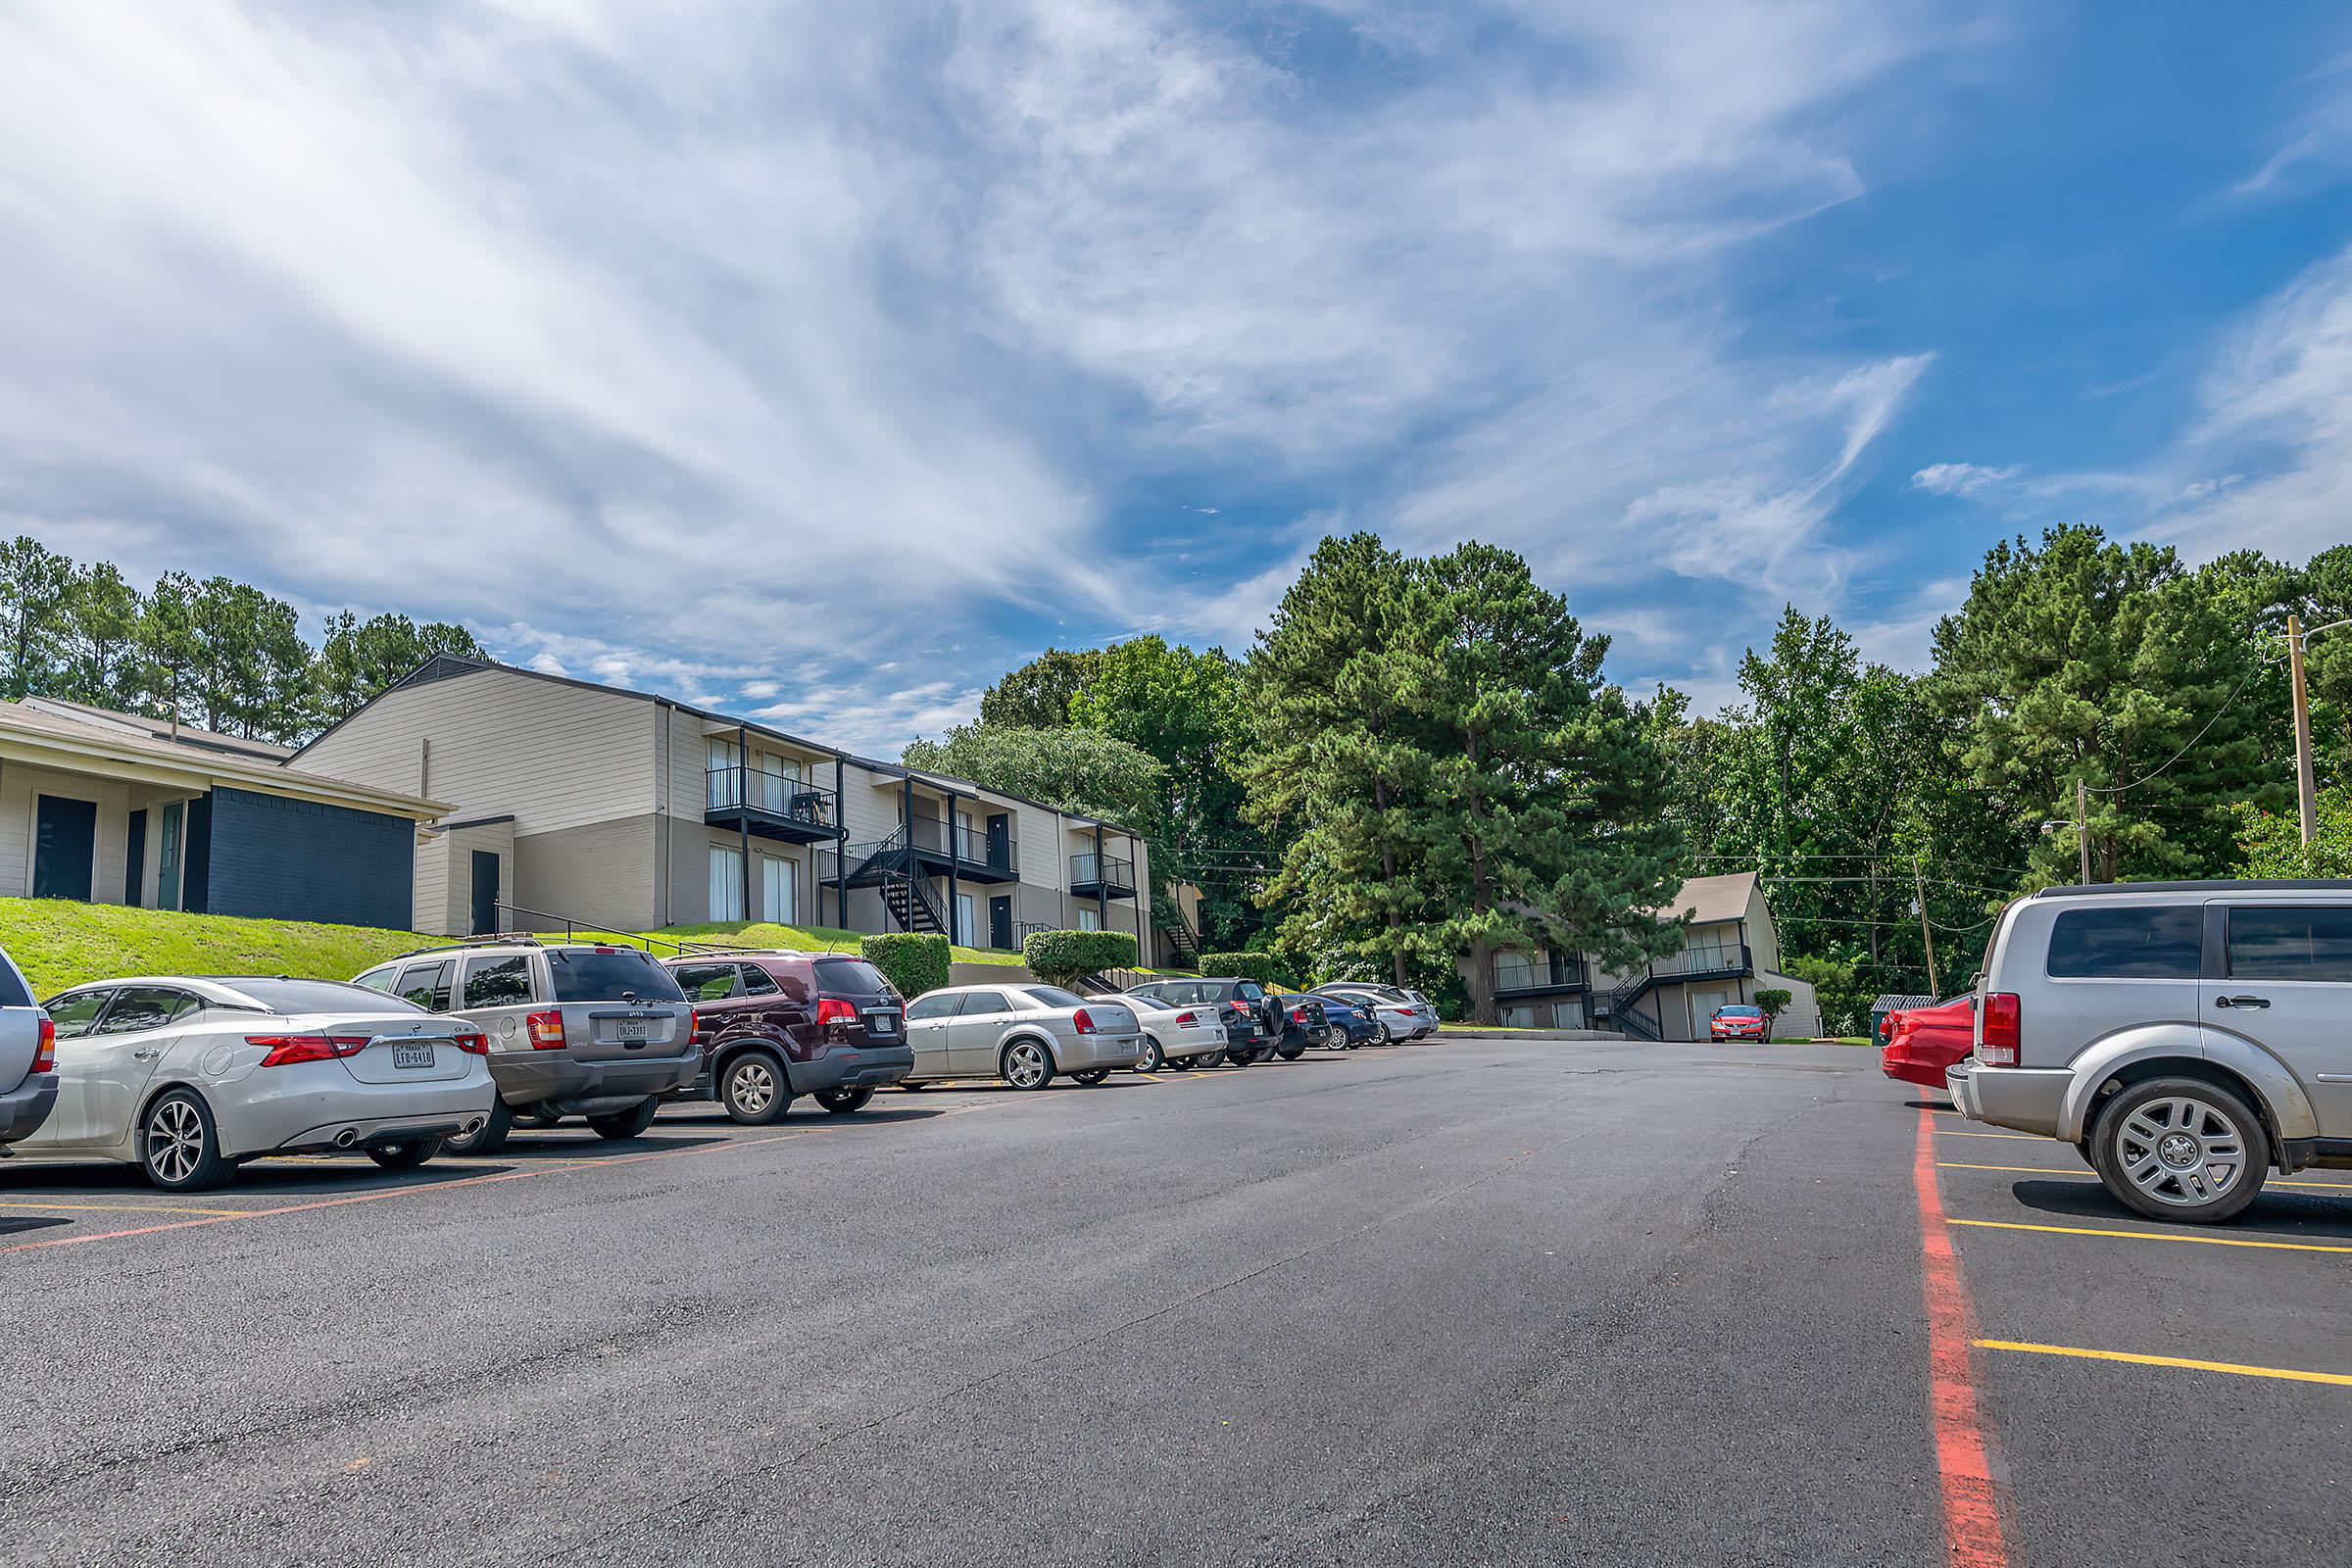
[249, 1034, 369, 1067]
[815, 998, 857, 1030]
[1980, 993, 2020, 1067]
[1073, 1008, 1096, 1034]
[1291, 1007, 1307, 1022]
[526, 1010, 566, 1050]
[453, 1029, 489, 1055]
[31, 1016, 55, 1075]
[1175, 1010, 1198, 1026]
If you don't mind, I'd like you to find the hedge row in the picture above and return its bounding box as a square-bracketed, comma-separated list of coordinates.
[1021, 928, 1139, 988]
[860, 932, 951, 999]
[1199, 951, 1289, 986]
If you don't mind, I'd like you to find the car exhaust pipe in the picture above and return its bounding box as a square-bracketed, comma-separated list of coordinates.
[333, 1127, 361, 1149]
[462, 1116, 484, 1134]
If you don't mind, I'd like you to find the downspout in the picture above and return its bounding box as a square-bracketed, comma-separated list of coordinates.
[902, 772, 915, 931]
[947, 789, 960, 947]
[737, 724, 751, 923]
[834, 754, 846, 927]
[1094, 822, 1106, 928]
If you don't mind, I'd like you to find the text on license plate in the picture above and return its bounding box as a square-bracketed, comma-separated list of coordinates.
[615, 1018, 655, 1040]
[391, 1042, 437, 1069]
[868, 1014, 896, 1034]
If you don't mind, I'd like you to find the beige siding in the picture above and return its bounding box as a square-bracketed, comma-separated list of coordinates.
[512, 815, 661, 932]
[300, 667, 654, 836]
[415, 820, 514, 937]
[0, 762, 200, 906]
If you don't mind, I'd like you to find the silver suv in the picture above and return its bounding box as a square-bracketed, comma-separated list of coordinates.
[1948, 880, 2352, 1223]
[354, 939, 697, 1153]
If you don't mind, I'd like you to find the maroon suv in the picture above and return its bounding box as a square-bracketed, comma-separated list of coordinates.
[660, 952, 911, 1124]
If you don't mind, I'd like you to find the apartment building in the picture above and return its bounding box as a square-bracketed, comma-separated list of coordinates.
[1475, 872, 1822, 1040]
[289, 658, 1153, 950]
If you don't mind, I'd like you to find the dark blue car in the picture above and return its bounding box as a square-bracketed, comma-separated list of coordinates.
[1314, 994, 1382, 1050]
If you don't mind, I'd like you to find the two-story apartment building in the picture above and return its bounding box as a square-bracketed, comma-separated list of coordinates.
[1476, 872, 1821, 1040]
[289, 657, 1153, 952]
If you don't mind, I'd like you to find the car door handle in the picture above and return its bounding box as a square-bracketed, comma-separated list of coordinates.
[133, 1048, 161, 1059]
[2215, 996, 2271, 1010]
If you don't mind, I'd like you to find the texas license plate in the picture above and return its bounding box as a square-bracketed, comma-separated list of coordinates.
[391, 1042, 436, 1069]
[868, 1014, 896, 1035]
[615, 1018, 655, 1041]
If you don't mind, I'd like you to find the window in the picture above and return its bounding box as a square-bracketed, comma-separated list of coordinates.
[739, 963, 781, 997]
[1236, 981, 1265, 1002]
[354, 968, 396, 993]
[547, 948, 688, 1003]
[708, 738, 738, 808]
[1494, 951, 1539, 992]
[2046, 906, 2203, 979]
[905, 992, 958, 1021]
[957, 990, 1013, 1016]
[230, 979, 415, 1014]
[45, 990, 112, 1040]
[395, 960, 455, 1011]
[0, 962, 29, 1009]
[710, 846, 744, 921]
[2227, 906, 2352, 981]
[671, 963, 741, 1003]
[94, 987, 201, 1034]
[1077, 906, 1102, 931]
[1020, 986, 1086, 1008]
[956, 893, 975, 947]
[462, 955, 535, 1008]
[1550, 998, 1586, 1029]
[760, 856, 796, 924]
[1500, 1004, 1536, 1029]
[812, 958, 891, 995]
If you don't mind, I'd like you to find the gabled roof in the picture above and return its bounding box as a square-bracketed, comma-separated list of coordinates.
[1670, 872, 1759, 925]
[20, 695, 294, 760]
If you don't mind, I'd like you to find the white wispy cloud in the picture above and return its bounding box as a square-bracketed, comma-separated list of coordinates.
[1911, 462, 2021, 497]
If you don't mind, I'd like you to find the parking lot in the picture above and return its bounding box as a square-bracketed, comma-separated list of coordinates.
[2, 1035, 2343, 1567]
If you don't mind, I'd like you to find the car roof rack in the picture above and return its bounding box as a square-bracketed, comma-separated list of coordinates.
[2029, 878, 2352, 898]
[379, 933, 550, 961]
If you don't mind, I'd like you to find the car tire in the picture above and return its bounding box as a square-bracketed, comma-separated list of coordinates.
[720, 1050, 794, 1125]
[1071, 1069, 1111, 1086]
[1002, 1037, 1056, 1090]
[513, 1110, 563, 1128]
[1277, 1039, 1305, 1060]
[901, 1080, 927, 1092]
[587, 1098, 662, 1141]
[1226, 1048, 1256, 1067]
[367, 1136, 444, 1171]
[1376, 1021, 1394, 1046]
[813, 1087, 874, 1114]
[443, 1098, 513, 1156]
[1134, 1038, 1164, 1073]
[1167, 1054, 1194, 1071]
[2087, 1076, 2271, 1225]
[139, 1088, 231, 1193]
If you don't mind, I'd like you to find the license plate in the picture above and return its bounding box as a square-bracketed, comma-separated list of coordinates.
[391, 1042, 437, 1069]
[868, 1014, 897, 1035]
[615, 1018, 655, 1041]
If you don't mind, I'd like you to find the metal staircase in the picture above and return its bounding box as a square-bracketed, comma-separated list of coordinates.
[1604, 971, 1663, 1041]
[833, 826, 946, 935]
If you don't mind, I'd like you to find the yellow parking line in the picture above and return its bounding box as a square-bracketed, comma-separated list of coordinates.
[1, 1200, 252, 1216]
[1948, 1218, 2352, 1253]
[1938, 1160, 2352, 1192]
[1976, 1340, 2352, 1388]
[1937, 1129, 2051, 1142]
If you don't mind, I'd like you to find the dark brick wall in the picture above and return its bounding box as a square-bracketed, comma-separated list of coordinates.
[201, 786, 415, 930]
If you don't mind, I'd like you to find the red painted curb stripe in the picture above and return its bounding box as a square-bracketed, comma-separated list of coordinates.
[1914, 1105, 2008, 1568]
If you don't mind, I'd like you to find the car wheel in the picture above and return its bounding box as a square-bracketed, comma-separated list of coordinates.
[367, 1136, 445, 1171]
[139, 1089, 230, 1193]
[2088, 1077, 2271, 1225]
[1167, 1053, 1194, 1071]
[1226, 1048, 1256, 1067]
[1135, 1038, 1165, 1073]
[720, 1051, 794, 1125]
[443, 1098, 513, 1156]
[1071, 1069, 1111, 1086]
[512, 1109, 563, 1128]
[587, 1098, 662, 1141]
[1276, 1039, 1305, 1060]
[1375, 1021, 1394, 1045]
[813, 1087, 874, 1114]
[1002, 1037, 1056, 1090]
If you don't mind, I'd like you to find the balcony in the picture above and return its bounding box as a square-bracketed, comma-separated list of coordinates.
[1068, 851, 1137, 900]
[1493, 952, 1590, 999]
[706, 766, 842, 846]
[1644, 942, 1753, 983]
[907, 813, 1019, 883]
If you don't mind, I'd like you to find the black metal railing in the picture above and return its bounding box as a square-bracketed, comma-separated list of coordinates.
[1493, 951, 1590, 996]
[1648, 942, 1751, 980]
[706, 766, 839, 833]
[1069, 852, 1135, 891]
[907, 813, 1018, 874]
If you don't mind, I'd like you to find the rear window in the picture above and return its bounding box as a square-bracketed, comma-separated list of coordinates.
[2227, 906, 2352, 981]
[1021, 986, 1086, 1008]
[1236, 981, 1265, 1001]
[2046, 906, 2203, 979]
[0, 957, 30, 1009]
[812, 958, 892, 996]
[547, 948, 688, 1003]
[228, 978, 424, 1014]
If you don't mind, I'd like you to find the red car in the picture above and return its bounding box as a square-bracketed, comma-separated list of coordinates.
[1880, 997, 1974, 1092]
[1708, 1004, 1766, 1041]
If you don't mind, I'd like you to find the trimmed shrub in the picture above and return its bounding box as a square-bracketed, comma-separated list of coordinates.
[1754, 987, 1793, 1037]
[1022, 928, 1139, 988]
[1200, 951, 1289, 987]
[861, 932, 951, 1000]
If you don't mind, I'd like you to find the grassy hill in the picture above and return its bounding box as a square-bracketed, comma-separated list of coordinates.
[0, 900, 1035, 996]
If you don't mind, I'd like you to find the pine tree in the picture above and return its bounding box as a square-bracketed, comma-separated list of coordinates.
[0, 535, 73, 700]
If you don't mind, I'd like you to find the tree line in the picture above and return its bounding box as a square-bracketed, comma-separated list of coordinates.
[0, 536, 485, 743]
[941, 524, 2352, 1028]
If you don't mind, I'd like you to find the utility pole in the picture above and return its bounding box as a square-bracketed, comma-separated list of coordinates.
[1911, 855, 1938, 997]
[2077, 778, 2092, 885]
[2288, 612, 2319, 847]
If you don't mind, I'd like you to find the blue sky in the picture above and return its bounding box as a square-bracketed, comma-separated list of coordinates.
[3, 2, 2349, 752]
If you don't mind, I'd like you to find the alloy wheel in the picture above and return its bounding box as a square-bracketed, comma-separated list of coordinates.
[2114, 1095, 2248, 1208]
[729, 1060, 776, 1116]
[146, 1098, 207, 1186]
[1005, 1041, 1049, 1088]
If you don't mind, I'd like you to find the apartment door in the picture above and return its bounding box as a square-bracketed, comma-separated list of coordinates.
[989, 896, 1012, 951]
[758, 754, 798, 815]
[985, 812, 1010, 870]
[707, 737, 737, 809]
[760, 855, 796, 924]
[31, 796, 96, 901]
[709, 846, 745, 921]
[123, 809, 147, 906]
[157, 802, 183, 910]
[469, 851, 501, 936]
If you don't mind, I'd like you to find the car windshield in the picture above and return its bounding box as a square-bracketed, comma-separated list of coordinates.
[1719, 1005, 1763, 1018]
[813, 958, 893, 996]
[220, 978, 425, 1014]
[1020, 986, 1087, 1009]
[547, 948, 688, 1003]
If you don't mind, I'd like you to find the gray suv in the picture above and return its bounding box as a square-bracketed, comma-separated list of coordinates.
[355, 940, 697, 1153]
[0, 945, 58, 1147]
[1948, 880, 2352, 1223]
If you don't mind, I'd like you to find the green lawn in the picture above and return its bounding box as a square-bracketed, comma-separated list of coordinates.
[0, 899, 1045, 997]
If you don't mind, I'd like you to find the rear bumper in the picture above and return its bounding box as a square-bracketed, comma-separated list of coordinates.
[0, 1074, 59, 1145]
[220, 1069, 499, 1157]
[1946, 1059, 2070, 1138]
[787, 1044, 914, 1095]
[1061, 1033, 1145, 1071]
[491, 1050, 701, 1114]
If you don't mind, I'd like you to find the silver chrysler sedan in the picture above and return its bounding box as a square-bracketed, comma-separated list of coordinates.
[900, 984, 1144, 1090]
[14, 976, 496, 1192]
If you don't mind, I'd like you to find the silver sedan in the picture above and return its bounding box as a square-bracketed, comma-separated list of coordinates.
[900, 984, 1144, 1090]
[1121, 992, 1230, 1072]
[16, 976, 497, 1191]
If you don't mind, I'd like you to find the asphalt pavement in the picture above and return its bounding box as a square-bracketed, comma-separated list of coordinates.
[1, 1037, 2342, 1566]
